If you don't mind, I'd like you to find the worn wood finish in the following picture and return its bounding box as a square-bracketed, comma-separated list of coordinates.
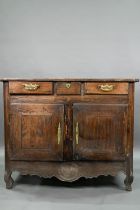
[56, 82, 81, 95]
[73, 103, 128, 161]
[63, 103, 73, 160]
[10, 95, 129, 104]
[85, 82, 128, 95]
[10, 160, 125, 183]
[124, 83, 135, 191]
[1, 78, 139, 191]
[3, 82, 14, 189]
[0, 78, 139, 82]
[9, 81, 53, 94]
[10, 103, 64, 161]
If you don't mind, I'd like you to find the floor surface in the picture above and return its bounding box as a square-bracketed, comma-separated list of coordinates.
[0, 147, 140, 210]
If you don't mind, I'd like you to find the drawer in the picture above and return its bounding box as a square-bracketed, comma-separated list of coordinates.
[85, 82, 128, 95]
[9, 81, 53, 94]
[56, 82, 81, 95]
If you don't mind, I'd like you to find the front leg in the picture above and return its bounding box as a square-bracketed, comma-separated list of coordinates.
[124, 154, 133, 191]
[124, 175, 133, 191]
[4, 171, 14, 189]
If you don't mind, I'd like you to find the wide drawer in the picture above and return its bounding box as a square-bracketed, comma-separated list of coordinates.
[9, 81, 53, 94]
[85, 82, 129, 95]
[56, 82, 81, 95]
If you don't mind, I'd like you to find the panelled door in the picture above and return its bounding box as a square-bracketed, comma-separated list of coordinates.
[73, 103, 128, 161]
[10, 103, 64, 161]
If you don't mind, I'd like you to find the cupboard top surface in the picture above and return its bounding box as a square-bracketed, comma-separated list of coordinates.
[0, 78, 139, 82]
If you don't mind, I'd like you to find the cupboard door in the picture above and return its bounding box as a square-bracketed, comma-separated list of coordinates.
[10, 103, 64, 161]
[73, 103, 128, 161]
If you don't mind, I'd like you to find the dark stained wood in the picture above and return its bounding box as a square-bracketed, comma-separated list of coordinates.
[1, 78, 138, 190]
[85, 82, 129, 95]
[73, 103, 128, 161]
[63, 103, 73, 161]
[123, 83, 135, 191]
[56, 82, 81, 95]
[3, 82, 14, 189]
[10, 95, 129, 104]
[10, 103, 64, 161]
[10, 160, 125, 183]
[9, 81, 53, 94]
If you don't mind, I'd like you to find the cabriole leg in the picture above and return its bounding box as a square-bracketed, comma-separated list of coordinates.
[124, 175, 133, 191]
[4, 170, 14, 189]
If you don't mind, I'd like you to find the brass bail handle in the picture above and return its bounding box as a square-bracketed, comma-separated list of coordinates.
[23, 83, 40, 91]
[57, 122, 61, 145]
[98, 84, 114, 92]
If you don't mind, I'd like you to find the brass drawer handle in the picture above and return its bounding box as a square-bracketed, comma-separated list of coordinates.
[65, 83, 71, 88]
[76, 122, 79, 144]
[23, 83, 40, 91]
[98, 84, 114, 92]
[57, 122, 61, 145]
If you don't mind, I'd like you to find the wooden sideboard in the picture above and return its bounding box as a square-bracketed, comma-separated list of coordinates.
[0, 78, 139, 190]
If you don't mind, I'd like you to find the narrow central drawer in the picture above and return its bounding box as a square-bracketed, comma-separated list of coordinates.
[9, 81, 53, 94]
[56, 82, 81, 95]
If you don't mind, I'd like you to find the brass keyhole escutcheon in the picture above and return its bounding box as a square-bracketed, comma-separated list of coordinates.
[65, 83, 71, 88]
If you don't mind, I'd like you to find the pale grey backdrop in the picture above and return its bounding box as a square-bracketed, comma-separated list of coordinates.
[0, 0, 140, 148]
[0, 1, 140, 209]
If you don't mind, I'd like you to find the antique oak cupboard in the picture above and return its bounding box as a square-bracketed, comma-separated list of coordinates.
[0, 78, 139, 191]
